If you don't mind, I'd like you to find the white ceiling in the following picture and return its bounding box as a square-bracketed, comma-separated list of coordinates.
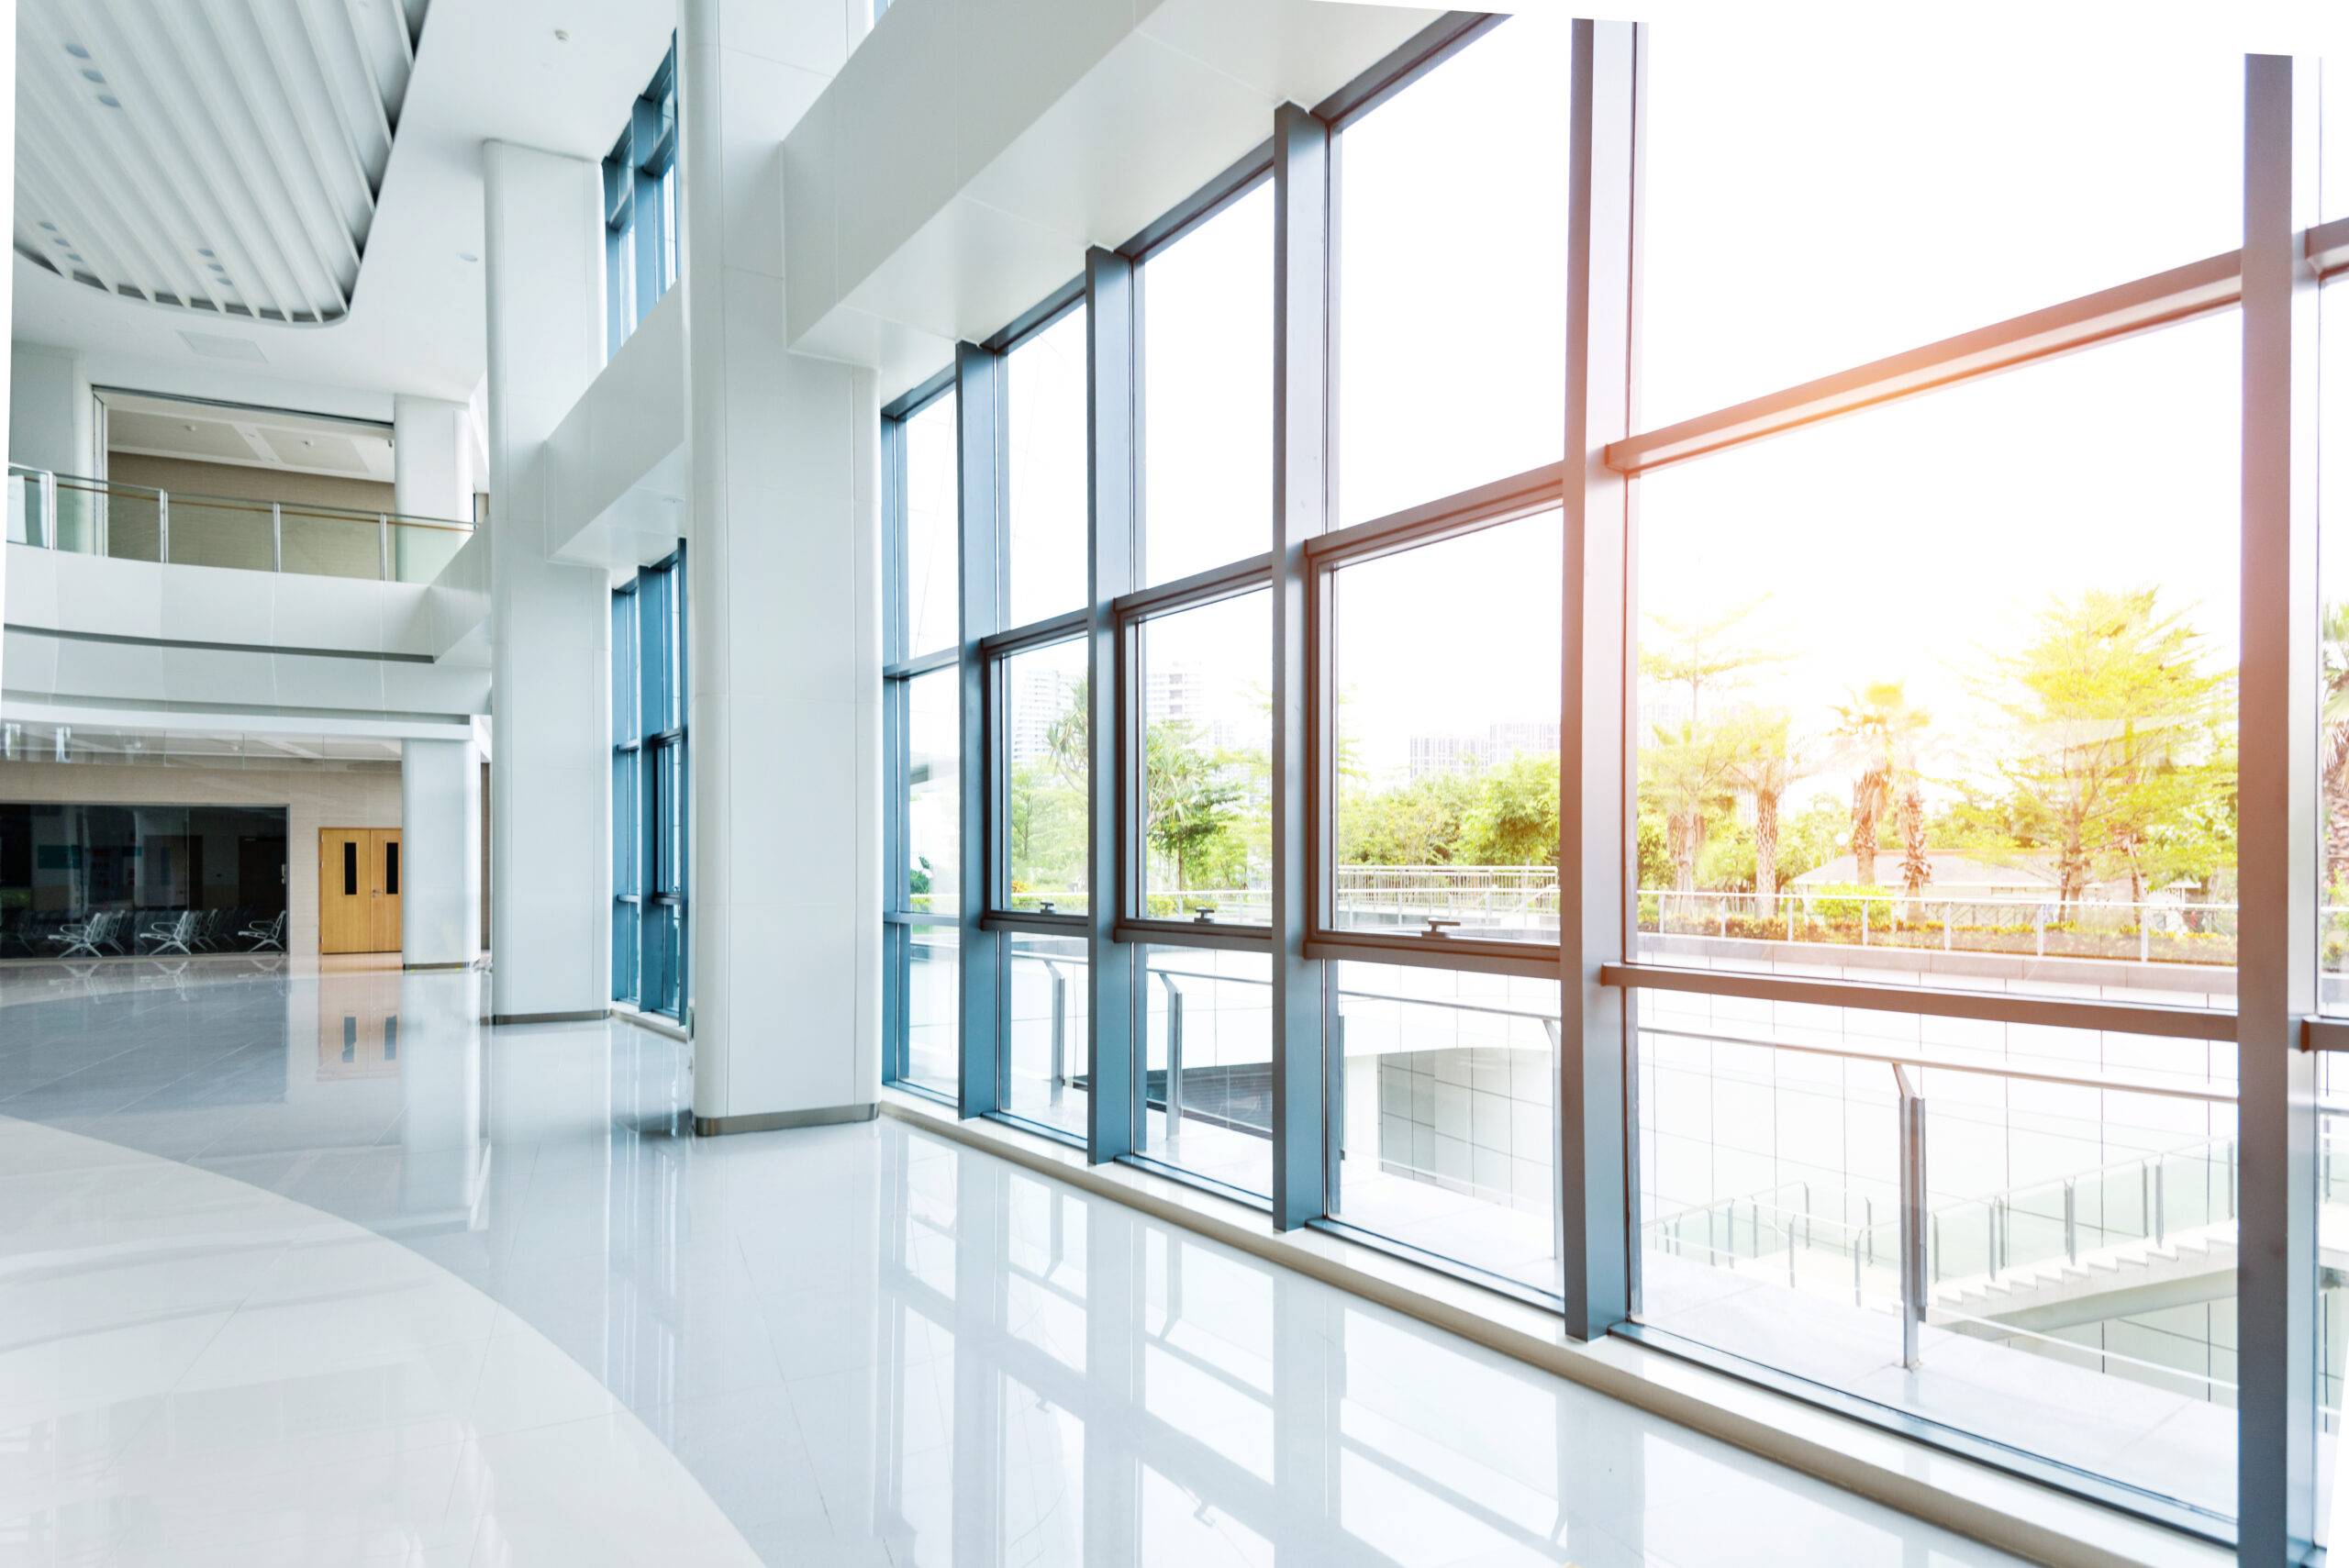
[103, 391, 396, 484]
[11, 0, 679, 403]
[15, 0, 427, 325]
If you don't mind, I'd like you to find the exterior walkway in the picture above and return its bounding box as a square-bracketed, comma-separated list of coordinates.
[0, 959, 2025, 1565]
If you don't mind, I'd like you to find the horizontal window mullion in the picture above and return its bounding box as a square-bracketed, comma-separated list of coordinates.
[1114, 919, 1274, 953]
[882, 366, 956, 423]
[1111, 553, 1275, 622]
[1305, 933, 1562, 983]
[885, 909, 960, 928]
[978, 610, 1087, 661]
[1304, 460, 1567, 567]
[885, 647, 958, 680]
[1116, 141, 1273, 261]
[1602, 962, 2236, 1042]
[982, 276, 1085, 355]
[981, 910, 1089, 936]
[1605, 246, 2243, 475]
[2304, 1018, 2349, 1052]
[2309, 212, 2349, 278]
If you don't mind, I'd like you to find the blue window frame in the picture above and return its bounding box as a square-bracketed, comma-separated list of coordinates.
[613, 548, 687, 1018]
[603, 38, 678, 359]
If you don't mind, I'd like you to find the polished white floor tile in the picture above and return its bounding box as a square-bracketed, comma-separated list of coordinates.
[0, 959, 2040, 1566]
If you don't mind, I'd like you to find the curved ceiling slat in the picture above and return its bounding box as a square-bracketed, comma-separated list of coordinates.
[12, 0, 427, 326]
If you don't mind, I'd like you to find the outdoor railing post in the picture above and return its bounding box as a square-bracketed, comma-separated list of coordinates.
[271, 503, 283, 572]
[1165, 976, 1185, 1135]
[40, 471, 57, 548]
[378, 515, 392, 581]
[1861, 900, 1869, 946]
[2154, 1159, 2166, 1247]
[2065, 1181, 2077, 1263]
[1943, 902, 1954, 951]
[1044, 959, 1066, 1107]
[1893, 1062, 1926, 1370]
[156, 490, 170, 564]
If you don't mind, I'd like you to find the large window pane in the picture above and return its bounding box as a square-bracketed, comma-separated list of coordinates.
[2323, 284, 2349, 1009]
[1142, 182, 1272, 584]
[1634, 989, 2236, 1519]
[1139, 947, 1271, 1197]
[1001, 638, 1087, 915]
[1334, 13, 1567, 526]
[1642, 22, 2240, 426]
[903, 389, 960, 658]
[1634, 313, 2240, 1006]
[1330, 509, 1562, 941]
[907, 668, 959, 916]
[1330, 962, 1558, 1294]
[1007, 305, 1088, 628]
[1139, 591, 1270, 923]
[1004, 932, 1087, 1139]
[901, 924, 960, 1098]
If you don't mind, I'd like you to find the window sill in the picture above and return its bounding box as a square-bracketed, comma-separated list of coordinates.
[878, 1086, 2232, 1568]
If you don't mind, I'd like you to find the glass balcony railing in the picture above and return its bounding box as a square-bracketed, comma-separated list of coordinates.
[6, 464, 472, 584]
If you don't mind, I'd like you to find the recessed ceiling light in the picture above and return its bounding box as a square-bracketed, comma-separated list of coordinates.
[301, 439, 314, 448]
[80, 68, 104, 83]
[458, 251, 479, 262]
[65, 253, 83, 263]
[51, 236, 70, 246]
[554, 28, 569, 41]
[64, 43, 89, 59]
[197, 248, 216, 259]
[183, 423, 195, 432]
[38, 220, 58, 231]
[96, 95, 120, 108]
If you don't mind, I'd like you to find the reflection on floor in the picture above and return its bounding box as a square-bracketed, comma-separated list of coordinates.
[0, 959, 2025, 1565]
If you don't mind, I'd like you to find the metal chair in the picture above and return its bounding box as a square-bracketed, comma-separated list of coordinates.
[45, 912, 108, 959]
[237, 911, 287, 953]
[138, 911, 199, 956]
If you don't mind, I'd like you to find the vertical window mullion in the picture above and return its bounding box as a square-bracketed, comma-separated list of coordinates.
[1085, 245, 1140, 1162]
[2233, 50, 2321, 1564]
[1558, 18, 1640, 1340]
[958, 340, 1007, 1118]
[1272, 100, 1333, 1231]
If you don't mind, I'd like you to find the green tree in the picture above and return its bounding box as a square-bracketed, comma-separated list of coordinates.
[1461, 752, 1559, 866]
[1830, 682, 1929, 888]
[1639, 604, 1772, 895]
[2323, 602, 2349, 885]
[1720, 708, 1809, 917]
[1987, 588, 2229, 913]
[1144, 720, 1241, 894]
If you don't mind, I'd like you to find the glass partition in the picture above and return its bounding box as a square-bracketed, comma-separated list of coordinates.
[0, 804, 288, 959]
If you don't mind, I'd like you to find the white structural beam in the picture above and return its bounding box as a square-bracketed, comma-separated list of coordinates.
[481, 140, 612, 1023]
[681, 0, 876, 1132]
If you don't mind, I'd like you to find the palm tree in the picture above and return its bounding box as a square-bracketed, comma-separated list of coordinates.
[1721, 709, 1808, 919]
[2323, 602, 2349, 887]
[1831, 682, 1928, 889]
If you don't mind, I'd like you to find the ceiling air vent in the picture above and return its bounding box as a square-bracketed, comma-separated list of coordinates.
[178, 330, 270, 363]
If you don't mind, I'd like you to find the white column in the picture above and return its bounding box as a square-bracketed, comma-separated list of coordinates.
[482, 140, 612, 1021]
[680, 0, 878, 1129]
[7, 344, 92, 476]
[401, 736, 483, 967]
[392, 394, 475, 520]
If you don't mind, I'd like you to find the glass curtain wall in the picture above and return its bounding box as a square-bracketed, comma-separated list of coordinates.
[611, 549, 688, 1018]
[874, 12, 2349, 1551]
[603, 36, 679, 358]
[885, 381, 963, 1100]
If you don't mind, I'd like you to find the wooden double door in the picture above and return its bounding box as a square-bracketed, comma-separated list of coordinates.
[319, 828, 401, 955]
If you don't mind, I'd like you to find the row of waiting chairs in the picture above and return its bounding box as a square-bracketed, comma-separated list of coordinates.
[24, 907, 285, 960]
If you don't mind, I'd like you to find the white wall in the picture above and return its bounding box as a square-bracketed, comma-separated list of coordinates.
[481, 141, 612, 1021]
[682, 0, 880, 1126]
[401, 736, 483, 966]
[0, 761, 401, 960]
